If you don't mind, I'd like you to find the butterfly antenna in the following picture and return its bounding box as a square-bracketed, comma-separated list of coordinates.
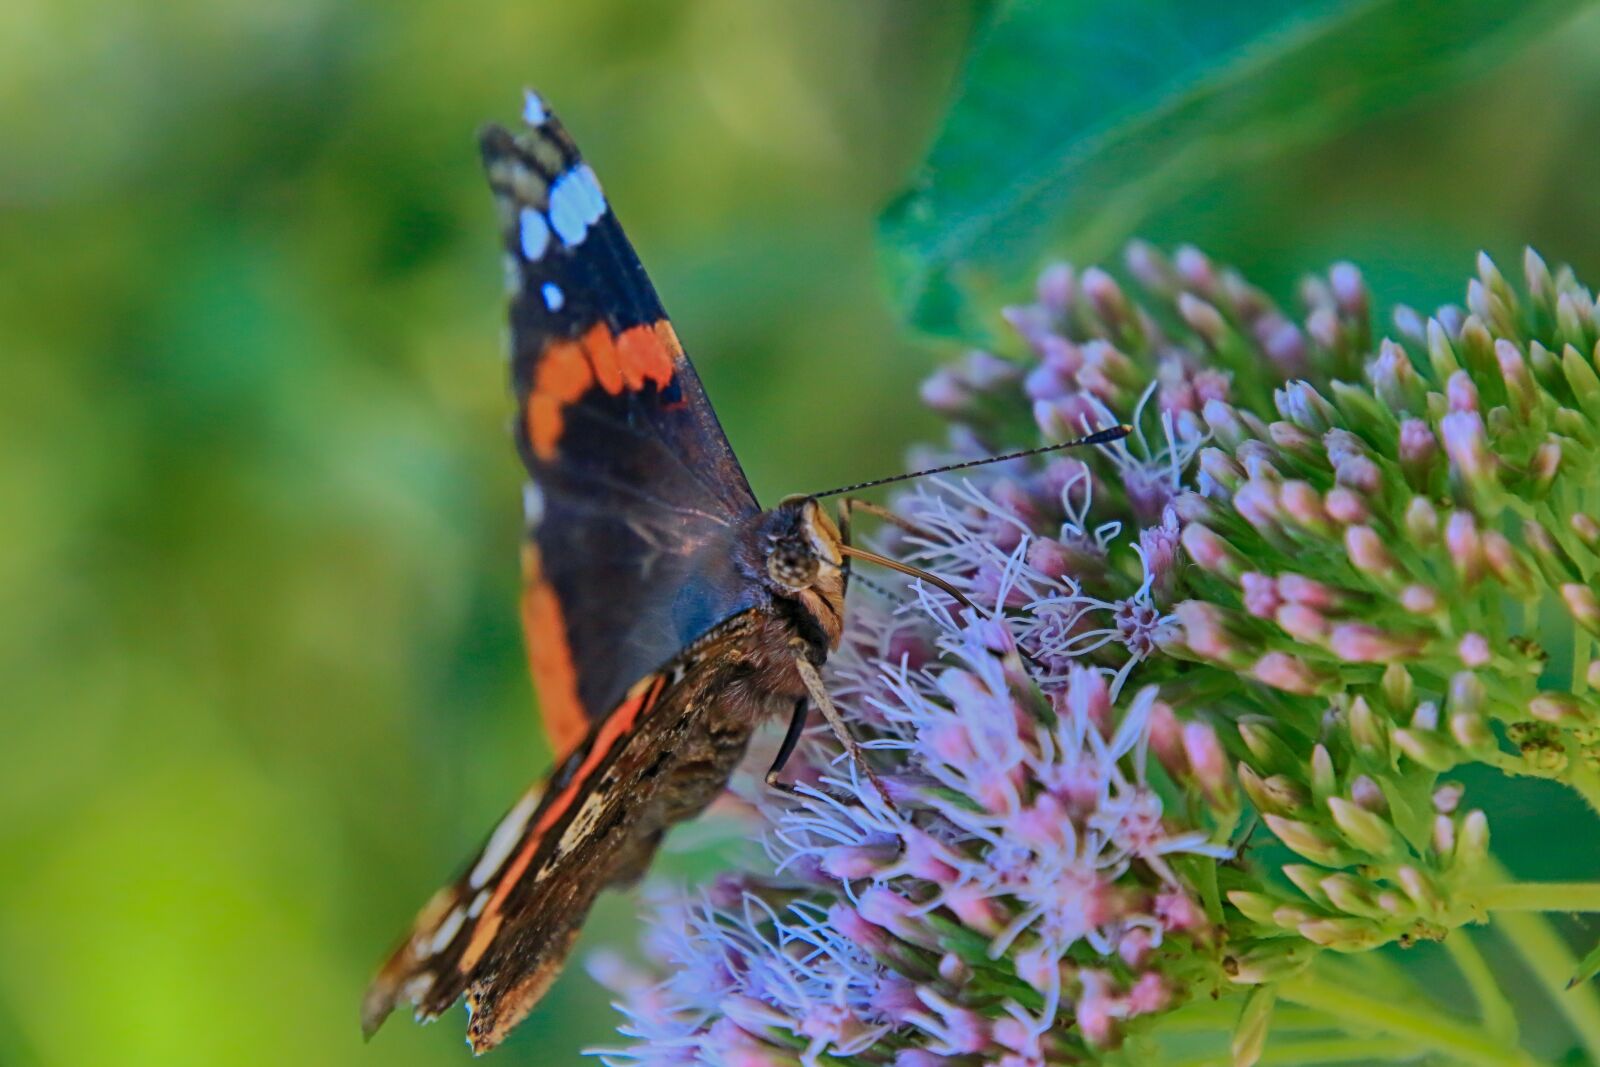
[812, 423, 1132, 499]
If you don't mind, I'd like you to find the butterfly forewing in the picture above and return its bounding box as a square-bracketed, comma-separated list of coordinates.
[484, 94, 760, 759]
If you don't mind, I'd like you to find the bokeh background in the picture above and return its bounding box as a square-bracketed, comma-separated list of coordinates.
[5, 1, 1600, 1064]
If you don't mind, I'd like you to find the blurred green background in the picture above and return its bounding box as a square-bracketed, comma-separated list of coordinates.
[5, 1, 1600, 1064]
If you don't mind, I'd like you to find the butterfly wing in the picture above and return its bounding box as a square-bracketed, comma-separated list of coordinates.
[484, 92, 763, 758]
[361, 615, 763, 1051]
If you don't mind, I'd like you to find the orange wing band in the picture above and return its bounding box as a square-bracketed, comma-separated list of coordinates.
[523, 320, 682, 459]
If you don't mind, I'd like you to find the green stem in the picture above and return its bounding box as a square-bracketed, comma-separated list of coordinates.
[1477, 881, 1600, 912]
[1255, 1038, 1426, 1065]
[1494, 908, 1600, 1063]
[1278, 972, 1537, 1067]
[1444, 928, 1519, 1045]
[1158, 1037, 1424, 1067]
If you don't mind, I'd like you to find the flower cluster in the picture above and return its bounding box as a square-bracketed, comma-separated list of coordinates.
[596, 599, 1237, 1065]
[597, 248, 1600, 1065]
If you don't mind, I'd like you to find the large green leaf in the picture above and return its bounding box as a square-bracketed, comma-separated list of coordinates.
[880, 0, 1590, 337]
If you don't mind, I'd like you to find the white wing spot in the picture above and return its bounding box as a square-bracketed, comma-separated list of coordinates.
[469, 788, 541, 889]
[468, 889, 490, 918]
[522, 481, 545, 529]
[542, 281, 564, 311]
[548, 169, 588, 247]
[518, 207, 550, 261]
[428, 905, 467, 955]
[554, 791, 609, 858]
[502, 253, 522, 294]
[522, 89, 548, 127]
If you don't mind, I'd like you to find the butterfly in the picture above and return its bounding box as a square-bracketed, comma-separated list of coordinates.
[361, 90, 1128, 1054]
[359, 90, 872, 1054]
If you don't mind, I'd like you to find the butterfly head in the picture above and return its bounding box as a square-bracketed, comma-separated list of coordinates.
[757, 496, 846, 648]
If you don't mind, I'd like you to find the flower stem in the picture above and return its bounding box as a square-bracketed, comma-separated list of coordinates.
[1277, 972, 1537, 1067]
[1443, 928, 1519, 1045]
[1477, 881, 1600, 912]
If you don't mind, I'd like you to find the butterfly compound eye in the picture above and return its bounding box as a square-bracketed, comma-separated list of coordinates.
[766, 543, 819, 590]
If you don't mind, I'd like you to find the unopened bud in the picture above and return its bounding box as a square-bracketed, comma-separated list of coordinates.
[1263, 814, 1353, 866]
[1320, 873, 1386, 919]
[1182, 523, 1245, 580]
[1561, 584, 1600, 637]
[1298, 917, 1383, 950]
[1392, 727, 1459, 771]
[1445, 511, 1485, 587]
[1330, 623, 1421, 664]
[1529, 692, 1592, 727]
[1348, 696, 1389, 758]
[1405, 497, 1440, 546]
[1345, 526, 1399, 581]
[1327, 796, 1398, 856]
[1250, 652, 1327, 695]
[1324, 487, 1370, 525]
[1178, 292, 1228, 348]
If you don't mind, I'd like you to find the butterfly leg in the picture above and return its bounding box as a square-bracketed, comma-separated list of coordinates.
[791, 646, 898, 812]
[762, 697, 811, 797]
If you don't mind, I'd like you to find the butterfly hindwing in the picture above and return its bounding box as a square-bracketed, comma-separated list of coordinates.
[483, 94, 762, 759]
[361, 615, 764, 1052]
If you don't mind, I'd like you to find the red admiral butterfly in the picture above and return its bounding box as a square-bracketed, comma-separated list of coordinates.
[361, 91, 1125, 1053]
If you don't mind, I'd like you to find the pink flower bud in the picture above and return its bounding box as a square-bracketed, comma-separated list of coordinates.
[1345, 525, 1398, 579]
[1330, 623, 1419, 664]
[1306, 306, 1340, 352]
[1324, 487, 1369, 524]
[829, 902, 890, 954]
[1156, 889, 1207, 933]
[1446, 511, 1484, 585]
[1241, 572, 1281, 617]
[1147, 700, 1187, 779]
[1119, 973, 1167, 1019]
[1026, 538, 1074, 581]
[1251, 652, 1325, 694]
[1181, 523, 1243, 578]
[1037, 262, 1076, 313]
[1350, 774, 1387, 813]
[1173, 601, 1250, 667]
[1440, 410, 1499, 492]
[1258, 315, 1309, 375]
[1457, 632, 1490, 667]
[1562, 584, 1600, 635]
[941, 883, 1004, 936]
[1178, 291, 1228, 347]
[1182, 721, 1232, 800]
[1233, 478, 1281, 531]
[1446, 370, 1480, 412]
[920, 369, 970, 413]
[1082, 267, 1131, 328]
[1330, 261, 1367, 317]
[1277, 573, 1340, 609]
[1276, 603, 1329, 642]
[1399, 584, 1441, 614]
[1274, 480, 1329, 533]
[1398, 418, 1439, 486]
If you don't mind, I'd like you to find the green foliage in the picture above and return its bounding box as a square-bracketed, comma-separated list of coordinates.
[879, 0, 1591, 338]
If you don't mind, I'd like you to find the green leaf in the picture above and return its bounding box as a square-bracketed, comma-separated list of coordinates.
[1571, 938, 1600, 990]
[880, 0, 1587, 337]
